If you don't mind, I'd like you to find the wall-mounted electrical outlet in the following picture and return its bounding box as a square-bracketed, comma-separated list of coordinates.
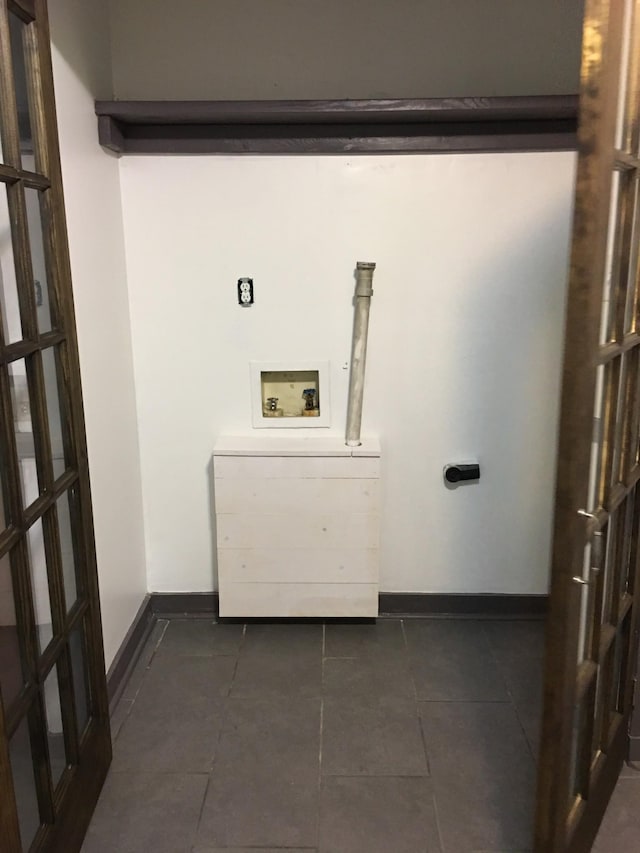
[238, 277, 254, 306]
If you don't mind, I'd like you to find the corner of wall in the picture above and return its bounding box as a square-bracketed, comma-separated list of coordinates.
[48, 0, 148, 668]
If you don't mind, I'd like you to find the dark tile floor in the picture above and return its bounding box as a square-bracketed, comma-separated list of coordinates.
[80, 617, 640, 853]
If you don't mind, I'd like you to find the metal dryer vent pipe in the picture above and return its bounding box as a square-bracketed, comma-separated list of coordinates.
[346, 262, 376, 447]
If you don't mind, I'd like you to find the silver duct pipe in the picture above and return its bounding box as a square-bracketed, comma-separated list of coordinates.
[345, 262, 376, 447]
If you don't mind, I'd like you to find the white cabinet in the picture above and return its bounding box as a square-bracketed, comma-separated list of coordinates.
[213, 436, 380, 617]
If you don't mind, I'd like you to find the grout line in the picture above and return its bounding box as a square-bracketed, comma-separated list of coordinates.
[417, 699, 512, 704]
[317, 696, 324, 846]
[480, 620, 516, 701]
[417, 713, 432, 777]
[194, 773, 212, 839]
[140, 619, 170, 674]
[323, 655, 359, 661]
[401, 618, 419, 703]
[107, 769, 210, 775]
[226, 627, 246, 698]
[321, 771, 435, 779]
[429, 783, 447, 853]
[400, 617, 420, 701]
[400, 617, 408, 649]
[109, 699, 134, 742]
[318, 623, 325, 843]
[318, 699, 325, 778]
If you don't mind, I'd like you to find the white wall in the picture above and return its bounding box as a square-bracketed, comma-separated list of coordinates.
[120, 151, 575, 595]
[108, 0, 584, 100]
[49, 0, 147, 667]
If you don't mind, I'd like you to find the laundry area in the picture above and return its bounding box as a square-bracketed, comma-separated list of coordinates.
[3, 1, 640, 851]
[76, 145, 577, 850]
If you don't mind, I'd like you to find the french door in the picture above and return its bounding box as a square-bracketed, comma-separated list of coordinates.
[0, 1, 110, 851]
[536, 0, 640, 850]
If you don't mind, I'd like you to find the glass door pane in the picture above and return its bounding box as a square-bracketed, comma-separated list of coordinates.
[0, 186, 21, 345]
[9, 714, 40, 851]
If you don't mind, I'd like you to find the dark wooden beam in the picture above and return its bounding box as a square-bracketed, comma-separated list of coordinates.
[97, 116, 124, 154]
[95, 96, 579, 155]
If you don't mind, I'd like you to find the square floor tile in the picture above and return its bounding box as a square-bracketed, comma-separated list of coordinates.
[406, 620, 508, 701]
[481, 620, 545, 667]
[322, 696, 428, 776]
[157, 619, 244, 657]
[242, 623, 323, 655]
[419, 702, 535, 852]
[132, 654, 237, 710]
[216, 697, 321, 778]
[593, 777, 640, 852]
[112, 697, 225, 773]
[319, 776, 441, 853]
[323, 656, 415, 698]
[324, 620, 406, 658]
[232, 650, 322, 698]
[198, 697, 321, 848]
[81, 771, 207, 853]
[198, 769, 319, 849]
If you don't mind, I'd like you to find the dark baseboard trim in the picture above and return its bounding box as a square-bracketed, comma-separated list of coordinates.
[379, 592, 548, 617]
[105, 595, 154, 710]
[147, 590, 547, 619]
[629, 736, 640, 763]
[95, 95, 578, 156]
[150, 591, 219, 616]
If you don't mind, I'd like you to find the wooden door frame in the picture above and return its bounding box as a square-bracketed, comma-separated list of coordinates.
[0, 0, 111, 850]
[535, 0, 640, 850]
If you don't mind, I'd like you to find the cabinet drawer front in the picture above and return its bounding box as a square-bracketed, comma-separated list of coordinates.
[218, 548, 378, 584]
[213, 455, 380, 480]
[214, 477, 379, 515]
[219, 582, 378, 618]
[216, 512, 379, 550]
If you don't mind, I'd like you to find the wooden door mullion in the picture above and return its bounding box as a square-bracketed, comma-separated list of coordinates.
[621, 487, 640, 713]
[22, 12, 49, 181]
[0, 1, 22, 170]
[3, 334, 56, 364]
[621, 346, 640, 480]
[38, 192, 65, 333]
[0, 696, 21, 850]
[7, 0, 35, 23]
